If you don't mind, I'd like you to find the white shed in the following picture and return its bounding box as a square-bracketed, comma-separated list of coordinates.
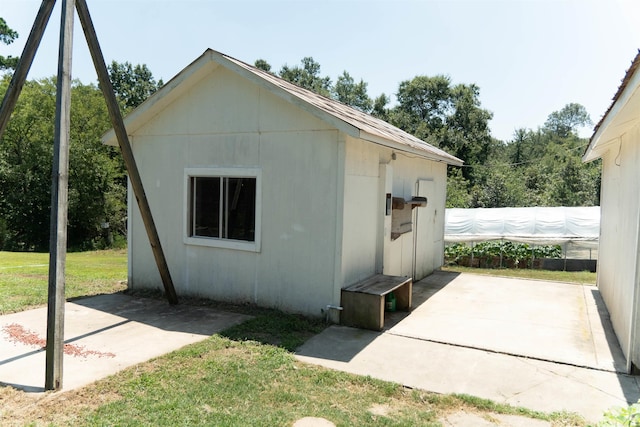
[583, 50, 640, 373]
[103, 49, 462, 318]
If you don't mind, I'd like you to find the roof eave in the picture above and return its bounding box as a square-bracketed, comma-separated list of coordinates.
[584, 50, 640, 163]
[360, 131, 464, 166]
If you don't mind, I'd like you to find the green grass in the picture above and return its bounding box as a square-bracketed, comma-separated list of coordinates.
[0, 249, 127, 314]
[442, 265, 597, 285]
[0, 251, 588, 426]
[81, 337, 446, 427]
[29, 328, 584, 427]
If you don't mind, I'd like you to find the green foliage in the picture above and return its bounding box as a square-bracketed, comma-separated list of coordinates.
[465, 108, 601, 209]
[446, 168, 472, 208]
[253, 58, 272, 72]
[445, 241, 562, 268]
[279, 57, 332, 97]
[597, 399, 640, 426]
[390, 75, 494, 184]
[0, 17, 19, 71]
[107, 60, 162, 111]
[544, 102, 592, 138]
[0, 77, 126, 250]
[333, 71, 373, 113]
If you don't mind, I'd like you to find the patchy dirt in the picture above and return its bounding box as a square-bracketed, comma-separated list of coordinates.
[2, 323, 115, 359]
[0, 383, 122, 426]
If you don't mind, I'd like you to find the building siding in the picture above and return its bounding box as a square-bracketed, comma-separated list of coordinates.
[598, 124, 640, 362]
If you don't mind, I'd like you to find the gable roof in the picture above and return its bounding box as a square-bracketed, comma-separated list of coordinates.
[583, 50, 640, 162]
[103, 49, 463, 166]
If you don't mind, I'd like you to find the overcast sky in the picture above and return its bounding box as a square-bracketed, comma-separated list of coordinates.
[2, 0, 639, 142]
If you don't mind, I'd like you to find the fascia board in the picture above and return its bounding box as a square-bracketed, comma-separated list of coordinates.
[360, 131, 464, 166]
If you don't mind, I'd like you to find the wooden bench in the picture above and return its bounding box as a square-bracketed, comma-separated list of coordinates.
[341, 274, 412, 331]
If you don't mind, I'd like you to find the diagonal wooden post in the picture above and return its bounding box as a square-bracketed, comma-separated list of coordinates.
[75, 0, 178, 305]
[0, 0, 56, 138]
[45, 0, 74, 391]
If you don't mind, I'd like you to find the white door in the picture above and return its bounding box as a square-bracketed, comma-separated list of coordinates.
[413, 179, 436, 280]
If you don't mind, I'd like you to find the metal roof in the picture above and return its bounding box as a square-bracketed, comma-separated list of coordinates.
[583, 50, 640, 162]
[219, 52, 463, 165]
[104, 49, 463, 166]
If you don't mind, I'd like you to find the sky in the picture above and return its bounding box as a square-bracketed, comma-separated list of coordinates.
[2, 0, 640, 142]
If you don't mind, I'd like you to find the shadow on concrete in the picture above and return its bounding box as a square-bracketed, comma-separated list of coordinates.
[69, 294, 243, 336]
[588, 288, 640, 403]
[383, 271, 460, 330]
[589, 288, 628, 373]
[296, 271, 461, 363]
[0, 293, 251, 392]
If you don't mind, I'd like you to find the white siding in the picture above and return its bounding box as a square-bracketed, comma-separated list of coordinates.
[128, 66, 340, 317]
[598, 124, 640, 363]
[126, 63, 450, 317]
[341, 137, 380, 285]
[340, 137, 448, 285]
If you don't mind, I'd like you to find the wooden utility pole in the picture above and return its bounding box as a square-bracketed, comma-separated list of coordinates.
[0, 0, 179, 390]
[75, 0, 178, 305]
[44, 0, 74, 391]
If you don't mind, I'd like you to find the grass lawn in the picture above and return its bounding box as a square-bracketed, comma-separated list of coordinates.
[0, 250, 589, 426]
[1, 321, 586, 427]
[442, 265, 597, 285]
[0, 250, 127, 314]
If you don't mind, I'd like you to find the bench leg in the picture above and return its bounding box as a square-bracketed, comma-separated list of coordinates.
[394, 281, 412, 311]
[341, 291, 385, 331]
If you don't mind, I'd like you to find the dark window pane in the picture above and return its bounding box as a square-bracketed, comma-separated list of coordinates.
[225, 177, 256, 241]
[194, 177, 220, 237]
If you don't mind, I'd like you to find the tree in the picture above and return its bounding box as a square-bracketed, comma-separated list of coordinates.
[389, 75, 493, 184]
[0, 77, 126, 250]
[279, 57, 331, 97]
[472, 163, 526, 208]
[371, 93, 390, 120]
[254, 59, 272, 73]
[0, 17, 19, 71]
[0, 77, 55, 250]
[544, 103, 592, 138]
[446, 168, 471, 208]
[333, 71, 372, 113]
[107, 61, 163, 111]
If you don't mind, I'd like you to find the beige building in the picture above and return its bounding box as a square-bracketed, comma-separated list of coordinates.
[104, 49, 462, 317]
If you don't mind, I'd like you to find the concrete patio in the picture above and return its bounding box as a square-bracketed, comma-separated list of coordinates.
[296, 271, 640, 422]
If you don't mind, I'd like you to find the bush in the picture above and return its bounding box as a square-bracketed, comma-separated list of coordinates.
[598, 399, 640, 426]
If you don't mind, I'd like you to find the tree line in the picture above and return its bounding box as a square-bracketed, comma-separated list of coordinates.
[255, 56, 600, 209]
[0, 18, 600, 251]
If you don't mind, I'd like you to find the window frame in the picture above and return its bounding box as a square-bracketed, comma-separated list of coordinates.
[184, 167, 261, 252]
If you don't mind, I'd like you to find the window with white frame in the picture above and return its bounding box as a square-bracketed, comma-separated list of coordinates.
[185, 168, 260, 251]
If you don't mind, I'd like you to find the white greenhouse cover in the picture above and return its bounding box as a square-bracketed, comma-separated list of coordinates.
[445, 207, 600, 248]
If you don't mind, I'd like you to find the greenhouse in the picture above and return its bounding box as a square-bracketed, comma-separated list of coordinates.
[444, 207, 600, 268]
[445, 206, 600, 247]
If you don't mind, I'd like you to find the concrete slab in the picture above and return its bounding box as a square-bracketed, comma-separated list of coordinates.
[296, 326, 640, 423]
[296, 272, 640, 422]
[0, 294, 251, 392]
[388, 271, 626, 372]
